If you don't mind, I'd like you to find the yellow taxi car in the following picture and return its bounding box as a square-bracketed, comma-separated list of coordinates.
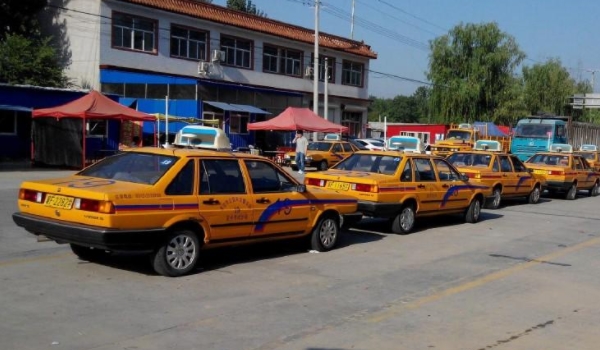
[446, 140, 545, 209]
[524, 144, 600, 200]
[304, 150, 489, 234]
[575, 144, 600, 171]
[284, 141, 359, 171]
[12, 148, 358, 277]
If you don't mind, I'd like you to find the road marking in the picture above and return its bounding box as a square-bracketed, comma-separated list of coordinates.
[0, 252, 71, 267]
[366, 235, 600, 323]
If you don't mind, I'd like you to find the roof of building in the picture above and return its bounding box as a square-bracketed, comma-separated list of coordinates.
[121, 0, 377, 59]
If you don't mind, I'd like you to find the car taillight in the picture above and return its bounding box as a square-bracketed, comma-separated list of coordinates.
[549, 170, 564, 175]
[19, 189, 44, 203]
[306, 178, 325, 187]
[74, 198, 115, 213]
[464, 173, 476, 178]
[352, 183, 377, 192]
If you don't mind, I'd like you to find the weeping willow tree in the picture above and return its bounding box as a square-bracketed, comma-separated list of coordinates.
[427, 22, 525, 124]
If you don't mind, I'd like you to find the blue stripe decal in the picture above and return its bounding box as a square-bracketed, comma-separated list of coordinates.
[254, 198, 357, 232]
[441, 185, 488, 208]
[515, 176, 532, 190]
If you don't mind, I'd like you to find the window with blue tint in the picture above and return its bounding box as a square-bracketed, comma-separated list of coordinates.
[79, 152, 179, 185]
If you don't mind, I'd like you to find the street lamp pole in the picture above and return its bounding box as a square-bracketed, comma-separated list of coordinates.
[313, 0, 320, 141]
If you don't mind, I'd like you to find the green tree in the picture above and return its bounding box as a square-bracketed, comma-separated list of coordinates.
[427, 22, 525, 123]
[522, 58, 577, 115]
[227, 0, 267, 17]
[412, 86, 431, 123]
[0, 0, 47, 38]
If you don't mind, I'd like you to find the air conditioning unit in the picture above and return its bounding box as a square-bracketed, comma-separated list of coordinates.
[211, 50, 226, 62]
[304, 65, 314, 78]
[198, 61, 210, 75]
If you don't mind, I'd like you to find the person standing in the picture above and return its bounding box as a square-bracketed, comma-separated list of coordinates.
[293, 130, 308, 174]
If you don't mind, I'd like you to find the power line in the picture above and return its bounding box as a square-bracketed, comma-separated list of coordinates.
[376, 0, 448, 32]
[355, 0, 441, 37]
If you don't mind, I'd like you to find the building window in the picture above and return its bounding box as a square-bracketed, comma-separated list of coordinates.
[230, 114, 249, 134]
[170, 25, 208, 61]
[342, 60, 364, 87]
[101, 83, 124, 96]
[221, 36, 252, 69]
[311, 55, 335, 83]
[112, 12, 157, 53]
[342, 111, 362, 137]
[125, 83, 146, 98]
[203, 112, 223, 129]
[87, 120, 108, 137]
[262, 45, 302, 77]
[0, 110, 17, 135]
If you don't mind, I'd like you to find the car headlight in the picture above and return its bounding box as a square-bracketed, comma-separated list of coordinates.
[305, 156, 313, 162]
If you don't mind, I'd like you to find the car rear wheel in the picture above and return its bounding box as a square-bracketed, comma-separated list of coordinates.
[588, 181, 599, 197]
[464, 198, 482, 223]
[70, 244, 106, 261]
[487, 188, 502, 209]
[390, 204, 416, 234]
[151, 230, 200, 277]
[311, 215, 339, 252]
[528, 185, 541, 204]
[565, 183, 577, 200]
[319, 160, 328, 171]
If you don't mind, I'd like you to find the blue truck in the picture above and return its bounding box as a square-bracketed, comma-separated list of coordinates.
[510, 116, 569, 161]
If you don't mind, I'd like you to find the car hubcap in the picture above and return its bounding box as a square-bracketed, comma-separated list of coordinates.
[400, 207, 414, 230]
[166, 235, 196, 270]
[532, 188, 540, 202]
[493, 191, 501, 207]
[319, 219, 337, 247]
[570, 186, 577, 199]
[473, 200, 481, 220]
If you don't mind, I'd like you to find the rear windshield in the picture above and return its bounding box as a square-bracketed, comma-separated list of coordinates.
[527, 154, 570, 166]
[79, 152, 179, 185]
[308, 142, 333, 151]
[447, 153, 492, 167]
[576, 152, 595, 160]
[333, 154, 402, 175]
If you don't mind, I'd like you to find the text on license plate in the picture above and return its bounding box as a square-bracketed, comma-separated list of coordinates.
[45, 194, 74, 209]
[533, 169, 547, 175]
[326, 181, 350, 191]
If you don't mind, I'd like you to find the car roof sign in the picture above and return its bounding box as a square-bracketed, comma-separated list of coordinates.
[474, 140, 501, 151]
[174, 126, 231, 151]
[580, 144, 598, 151]
[549, 143, 573, 153]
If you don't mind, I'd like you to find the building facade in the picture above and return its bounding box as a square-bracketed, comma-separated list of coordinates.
[49, 0, 377, 149]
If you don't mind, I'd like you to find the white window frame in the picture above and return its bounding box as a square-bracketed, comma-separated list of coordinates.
[112, 12, 157, 53]
[0, 110, 17, 135]
[221, 36, 252, 69]
[86, 119, 108, 138]
[229, 114, 249, 134]
[342, 60, 364, 87]
[170, 25, 208, 61]
[202, 112, 224, 129]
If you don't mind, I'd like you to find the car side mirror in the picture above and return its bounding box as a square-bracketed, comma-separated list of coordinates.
[460, 173, 469, 181]
[295, 184, 307, 193]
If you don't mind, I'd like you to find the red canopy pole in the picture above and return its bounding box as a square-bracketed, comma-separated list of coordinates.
[82, 117, 87, 169]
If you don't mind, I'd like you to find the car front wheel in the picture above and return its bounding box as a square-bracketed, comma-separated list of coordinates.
[152, 230, 200, 277]
[319, 160, 328, 171]
[528, 185, 541, 204]
[465, 198, 482, 223]
[311, 215, 339, 252]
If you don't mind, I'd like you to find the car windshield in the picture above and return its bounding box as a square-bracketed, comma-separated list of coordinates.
[514, 124, 553, 138]
[446, 130, 472, 140]
[575, 152, 595, 160]
[333, 154, 402, 175]
[447, 153, 492, 167]
[527, 154, 570, 166]
[78, 152, 179, 185]
[307, 142, 332, 151]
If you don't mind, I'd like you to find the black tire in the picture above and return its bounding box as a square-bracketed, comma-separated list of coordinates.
[528, 185, 541, 204]
[319, 160, 328, 171]
[390, 204, 416, 234]
[565, 183, 577, 200]
[487, 187, 502, 209]
[151, 230, 200, 277]
[588, 181, 599, 197]
[464, 197, 482, 224]
[70, 244, 106, 261]
[310, 214, 339, 252]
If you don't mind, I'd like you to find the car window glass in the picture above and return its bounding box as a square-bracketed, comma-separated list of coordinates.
[573, 157, 583, 170]
[342, 143, 352, 152]
[510, 156, 527, 172]
[245, 160, 296, 193]
[492, 157, 500, 172]
[79, 152, 178, 185]
[165, 160, 195, 195]
[580, 157, 591, 169]
[499, 156, 513, 172]
[199, 159, 245, 194]
[400, 160, 413, 182]
[434, 159, 460, 181]
[413, 158, 436, 182]
[332, 144, 343, 153]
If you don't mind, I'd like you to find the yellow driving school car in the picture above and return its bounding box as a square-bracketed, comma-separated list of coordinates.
[304, 150, 489, 234]
[12, 148, 358, 277]
[285, 141, 359, 171]
[575, 144, 600, 171]
[524, 144, 600, 199]
[446, 140, 545, 209]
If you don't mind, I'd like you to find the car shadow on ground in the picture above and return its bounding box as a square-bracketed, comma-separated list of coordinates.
[495, 196, 552, 209]
[80, 228, 385, 276]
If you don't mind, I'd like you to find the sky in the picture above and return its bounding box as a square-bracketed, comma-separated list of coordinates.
[213, 0, 600, 98]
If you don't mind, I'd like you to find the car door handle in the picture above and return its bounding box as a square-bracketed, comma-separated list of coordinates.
[256, 197, 271, 204]
[417, 184, 426, 189]
[442, 184, 450, 188]
[202, 199, 220, 205]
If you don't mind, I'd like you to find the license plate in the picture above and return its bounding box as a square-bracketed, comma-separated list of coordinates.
[533, 169, 547, 175]
[327, 181, 350, 191]
[45, 194, 74, 209]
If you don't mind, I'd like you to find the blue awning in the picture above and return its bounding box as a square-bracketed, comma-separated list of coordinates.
[0, 105, 32, 112]
[204, 101, 270, 114]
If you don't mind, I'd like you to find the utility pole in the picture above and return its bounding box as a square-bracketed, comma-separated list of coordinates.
[313, 0, 320, 141]
[350, 0, 355, 39]
[586, 69, 600, 92]
[324, 57, 329, 123]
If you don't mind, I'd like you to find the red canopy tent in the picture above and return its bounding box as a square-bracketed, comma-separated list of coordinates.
[247, 107, 348, 133]
[32, 90, 155, 168]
